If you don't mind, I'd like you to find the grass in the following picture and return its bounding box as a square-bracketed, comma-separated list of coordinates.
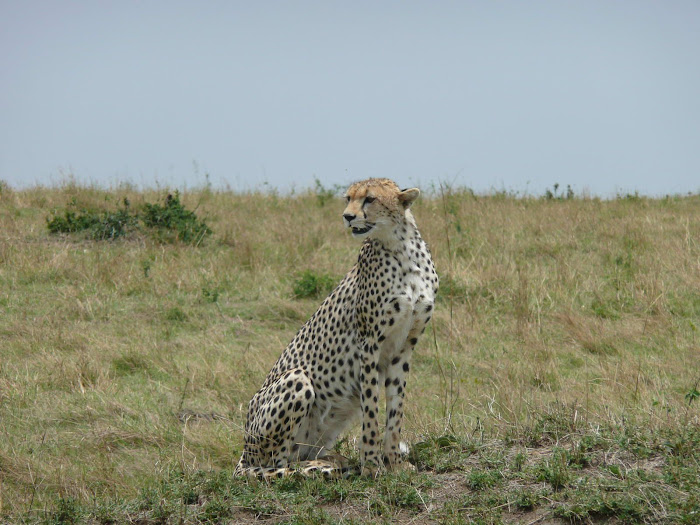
[0, 179, 698, 523]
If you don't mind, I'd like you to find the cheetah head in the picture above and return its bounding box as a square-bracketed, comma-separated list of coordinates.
[342, 178, 420, 240]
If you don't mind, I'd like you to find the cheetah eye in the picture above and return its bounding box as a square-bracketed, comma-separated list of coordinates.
[364, 196, 376, 205]
[345, 196, 351, 203]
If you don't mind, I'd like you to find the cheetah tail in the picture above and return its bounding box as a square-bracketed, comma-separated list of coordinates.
[234, 462, 356, 481]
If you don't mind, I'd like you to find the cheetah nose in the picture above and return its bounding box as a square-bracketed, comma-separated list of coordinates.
[343, 213, 356, 223]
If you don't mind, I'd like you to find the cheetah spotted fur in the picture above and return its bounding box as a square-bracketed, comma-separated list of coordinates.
[234, 178, 438, 479]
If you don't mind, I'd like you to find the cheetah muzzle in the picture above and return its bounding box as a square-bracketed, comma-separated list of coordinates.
[235, 177, 439, 479]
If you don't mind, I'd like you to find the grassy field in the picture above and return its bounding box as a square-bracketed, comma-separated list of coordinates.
[0, 180, 698, 524]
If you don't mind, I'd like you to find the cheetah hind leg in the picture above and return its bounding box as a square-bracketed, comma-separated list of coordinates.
[236, 369, 315, 474]
[235, 369, 356, 479]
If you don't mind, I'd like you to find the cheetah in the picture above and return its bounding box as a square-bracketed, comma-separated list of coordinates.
[234, 178, 438, 479]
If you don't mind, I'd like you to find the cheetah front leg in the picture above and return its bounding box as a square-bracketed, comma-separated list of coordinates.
[383, 299, 434, 471]
[382, 328, 421, 471]
[359, 341, 383, 476]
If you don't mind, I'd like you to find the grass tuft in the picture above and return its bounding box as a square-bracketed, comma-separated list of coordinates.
[292, 270, 338, 299]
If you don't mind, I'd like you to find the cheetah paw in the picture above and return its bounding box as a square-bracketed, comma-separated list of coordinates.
[360, 463, 386, 478]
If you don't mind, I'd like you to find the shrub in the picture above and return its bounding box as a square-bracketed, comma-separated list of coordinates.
[91, 199, 139, 240]
[46, 208, 100, 234]
[142, 192, 211, 244]
[292, 270, 337, 299]
[46, 198, 137, 240]
[436, 274, 467, 303]
[544, 183, 575, 200]
[47, 193, 211, 244]
[313, 176, 343, 207]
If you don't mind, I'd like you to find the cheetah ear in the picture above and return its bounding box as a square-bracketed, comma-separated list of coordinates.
[398, 188, 420, 208]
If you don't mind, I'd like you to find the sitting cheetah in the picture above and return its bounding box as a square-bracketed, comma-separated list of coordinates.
[235, 178, 438, 478]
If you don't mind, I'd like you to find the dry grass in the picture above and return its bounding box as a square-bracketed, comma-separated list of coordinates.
[0, 181, 698, 522]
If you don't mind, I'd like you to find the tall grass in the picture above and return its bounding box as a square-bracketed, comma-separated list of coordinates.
[0, 181, 698, 521]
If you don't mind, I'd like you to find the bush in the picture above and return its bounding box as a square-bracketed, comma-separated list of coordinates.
[47, 193, 211, 244]
[543, 183, 575, 200]
[292, 270, 337, 298]
[46, 208, 101, 234]
[91, 200, 139, 240]
[142, 192, 211, 244]
[46, 198, 137, 240]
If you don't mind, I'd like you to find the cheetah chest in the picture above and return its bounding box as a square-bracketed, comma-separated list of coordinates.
[379, 265, 435, 365]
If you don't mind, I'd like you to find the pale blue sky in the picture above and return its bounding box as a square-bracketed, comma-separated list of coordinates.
[1, 1, 699, 196]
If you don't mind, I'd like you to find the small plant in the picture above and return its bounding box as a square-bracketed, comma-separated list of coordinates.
[514, 489, 539, 510]
[202, 285, 221, 303]
[313, 177, 343, 207]
[165, 306, 188, 323]
[512, 451, 527, 471]
[142, 192, 211, 244]
[292, 270, 337, 299]
[590, 295, 621, 320]
[141, 258, 153, 278]
[201, 497, 233, 523]
[535, 448, 571, 491]
[617, 191, 642, 202]
[47, 497, 81, 524]
[112, 354, 151, 377]
[436, 274, 467, 303]
[544, 182, 575, 200]
[465, 469, 502, 490]
[410, 434, 478, 472]
[382, 479, 424, 510]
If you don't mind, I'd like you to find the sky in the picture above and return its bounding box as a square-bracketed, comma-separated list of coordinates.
[1, 1, 699, 196]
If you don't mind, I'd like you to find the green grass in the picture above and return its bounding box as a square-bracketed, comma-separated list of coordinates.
[0, 180, 699, 523]
[28, 416, 699, 523]
[292, 269, 339, 299]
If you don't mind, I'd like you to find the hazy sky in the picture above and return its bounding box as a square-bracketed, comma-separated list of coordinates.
[2, 1, 699, 196]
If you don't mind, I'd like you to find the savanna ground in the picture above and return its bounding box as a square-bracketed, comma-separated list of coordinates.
[0, 179, 698, 524]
